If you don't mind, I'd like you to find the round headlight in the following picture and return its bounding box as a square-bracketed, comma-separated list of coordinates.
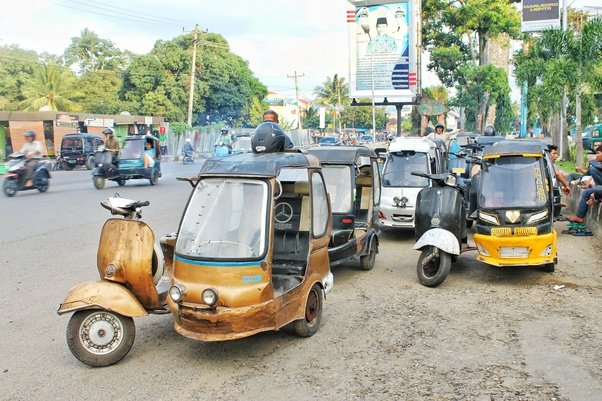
[169, 285, 183, 302]
[202, 288, 218, 307]
[431, 217, 441, 227]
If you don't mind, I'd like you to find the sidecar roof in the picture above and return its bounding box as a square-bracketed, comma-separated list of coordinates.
[482, 140, 545, 159]
[200, 151, 319, 178]
[305, 146, 376, 164]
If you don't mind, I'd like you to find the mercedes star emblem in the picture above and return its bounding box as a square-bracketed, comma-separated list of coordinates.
[274, 202, 294, 223]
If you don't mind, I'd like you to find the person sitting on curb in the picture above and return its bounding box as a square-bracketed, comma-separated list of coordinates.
[568, 176, 602, 223]
[547, 145, 572, 196]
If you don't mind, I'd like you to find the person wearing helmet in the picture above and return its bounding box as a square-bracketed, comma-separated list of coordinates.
[426, 122, 451, 147]
[483, 125, 496, 136]
[183, 137, 193, 154]
[102, 127, 120, 158]
[19, 130, 43, 183]
[251, 122, 286, 153]
[261, 110, 294, 149]
[215, 127, 233, 149]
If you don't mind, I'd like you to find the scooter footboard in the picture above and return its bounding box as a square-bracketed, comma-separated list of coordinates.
[413, 228, 460, 255]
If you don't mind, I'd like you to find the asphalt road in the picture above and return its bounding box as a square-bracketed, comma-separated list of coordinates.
[1, 159, 600, 401]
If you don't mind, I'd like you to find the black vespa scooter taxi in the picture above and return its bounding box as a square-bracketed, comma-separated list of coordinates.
[307, 146, 381, 270]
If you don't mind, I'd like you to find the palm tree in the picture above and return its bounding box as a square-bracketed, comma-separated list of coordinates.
[540, 17, 602, 166]
[313, 74, 349, 133]
[19, 63, 82, 112]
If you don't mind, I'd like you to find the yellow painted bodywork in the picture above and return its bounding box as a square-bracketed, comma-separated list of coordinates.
[57, 281, 147, 316]
[96, 218, 162, 309]
[473, 231, 557, 267]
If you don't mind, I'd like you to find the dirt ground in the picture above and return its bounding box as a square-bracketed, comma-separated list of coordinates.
[1, 196, 600, 400]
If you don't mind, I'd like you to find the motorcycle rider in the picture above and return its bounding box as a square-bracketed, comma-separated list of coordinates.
[102, 127, 120, 158]
[251, 122, 287, 153]
[183, 138, 193, 160]
[426, 123, 451, 147]
[19, 130, 43, 184]
[215, 127, 233, 148]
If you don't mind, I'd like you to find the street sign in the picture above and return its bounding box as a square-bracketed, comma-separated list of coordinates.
[418, 99, 448, 116]
[85, 118, 114, 127]
[522, 0, 560, 32]
[144, 116, 153, 125]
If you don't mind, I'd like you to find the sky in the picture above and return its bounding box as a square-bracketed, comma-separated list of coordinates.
[0, 0, 352, 101]
[0, 0, 598, 103]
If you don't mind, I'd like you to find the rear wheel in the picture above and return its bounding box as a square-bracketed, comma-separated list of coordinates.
[416, 246, 451, 287]
[86, 156, 95, 170]
[117, 178, 126, 187]
[293, 284, 323, 337]
[3, 178, 18, 197]
[66, 310, 135, 367]
[150, 171, 159, 186]
[37, 178, 49, 193]
[360, 240, 377, 271]
[93, 176, 105, 189]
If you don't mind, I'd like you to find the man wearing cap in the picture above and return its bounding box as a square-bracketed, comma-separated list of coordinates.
[366, 17, 397, 54]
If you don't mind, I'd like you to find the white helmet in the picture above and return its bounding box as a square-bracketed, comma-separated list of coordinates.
[185, 138, 192, 143]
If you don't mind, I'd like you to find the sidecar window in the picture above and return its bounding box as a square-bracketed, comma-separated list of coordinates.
[176, 178, 268, 260]
[120, 140, 143, 160]
[311, 172, 329, 238]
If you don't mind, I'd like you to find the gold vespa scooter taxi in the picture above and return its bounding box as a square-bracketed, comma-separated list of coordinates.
[168, 149, 333, 341]
[472, 141, 557, 271]
[57, 196, 174, 367]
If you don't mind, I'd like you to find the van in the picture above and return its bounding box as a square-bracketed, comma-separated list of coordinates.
[59, 133, 104, 170]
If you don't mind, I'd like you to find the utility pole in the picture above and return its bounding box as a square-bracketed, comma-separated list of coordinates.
[185, 24, 201, 127]
[288, 71, 304, 129]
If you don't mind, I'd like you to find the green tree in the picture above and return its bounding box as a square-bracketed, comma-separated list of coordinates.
[64, 28, 127, 73]
[340, 99, 387, 130]
[0, 45, 39, 110]
[77, 70, 127, 113]
[313, 74, 349, 133]
[19, 62, 82, 111]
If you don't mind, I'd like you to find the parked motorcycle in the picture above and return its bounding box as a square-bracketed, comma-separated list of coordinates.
[2, 153, 51, 197]
[412, 171, 474, 287]
[52, 156, 64, 172]
[57, 196, 170, 367]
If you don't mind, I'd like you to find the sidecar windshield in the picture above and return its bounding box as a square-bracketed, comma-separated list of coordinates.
[176, 178, 268, 260]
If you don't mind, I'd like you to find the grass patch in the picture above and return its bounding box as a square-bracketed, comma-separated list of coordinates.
[556, 160, 577, 173]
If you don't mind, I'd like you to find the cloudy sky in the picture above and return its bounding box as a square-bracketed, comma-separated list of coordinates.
[0, 0, 597, 103]
[0, 0, 352, 101]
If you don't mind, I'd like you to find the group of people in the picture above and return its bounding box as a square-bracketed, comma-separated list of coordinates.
[563, 145, 602, 224]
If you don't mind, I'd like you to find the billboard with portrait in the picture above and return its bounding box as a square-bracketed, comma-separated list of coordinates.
[347, 0, 416, 99]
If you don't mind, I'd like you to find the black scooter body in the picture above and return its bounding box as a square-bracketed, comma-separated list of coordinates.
[415, 185, 466, 243]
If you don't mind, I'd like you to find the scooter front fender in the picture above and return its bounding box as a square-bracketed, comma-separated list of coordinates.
[413, 228, 460, 255]
[57, 280, 148, 317]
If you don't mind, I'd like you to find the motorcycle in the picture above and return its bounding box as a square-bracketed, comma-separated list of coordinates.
[52, 156, 64, 172]
[57, 196, 171, 367]
[213, 142, 231, 157]
[2, 153, 51, 197]
[411, 171, 475, 287]
[182, 150, 194, 164]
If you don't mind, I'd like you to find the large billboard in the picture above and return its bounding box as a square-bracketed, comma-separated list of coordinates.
[522, 0, 560, 32]
[348, 0, 416, 99]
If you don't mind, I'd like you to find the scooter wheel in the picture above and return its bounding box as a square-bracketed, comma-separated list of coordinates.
[66, 310, 135, 367]
[3, 179, 18, 197]
[416, 246, 451, 287]
[293, 283, 323, 337]
[93, 176, 105, 189]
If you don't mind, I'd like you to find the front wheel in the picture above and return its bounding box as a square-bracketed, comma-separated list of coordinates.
[66, 310, 135, 367]
[93, 176, 105, 189]
[64, 163, 75, 171]
[541, 263, 555, 273]
[293, 283, 323, 337]
[3, 178, 18, 197]
[416, 246, 451, 287]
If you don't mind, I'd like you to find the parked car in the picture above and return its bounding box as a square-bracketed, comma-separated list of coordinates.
[582, 125, 602, 153]
[359, 135, 374, 145]
[319, 136, 341, 146]
[59, 133, 104, 170]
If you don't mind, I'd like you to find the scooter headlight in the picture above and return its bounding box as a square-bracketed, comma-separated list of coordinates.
[169, 284, 185, 303]
[202, 288, 218, 307]
[527, 209, 548, 224]
[478, 211, 500, 225]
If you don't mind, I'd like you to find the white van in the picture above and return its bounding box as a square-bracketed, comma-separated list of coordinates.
[379, 137, 446, 229]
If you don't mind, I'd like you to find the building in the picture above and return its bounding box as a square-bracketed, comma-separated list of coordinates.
[263, 91, 310, 129]
[0, 111, 166, 159]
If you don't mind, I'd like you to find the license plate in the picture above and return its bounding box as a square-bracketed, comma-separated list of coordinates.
[499, 247, 529, 258]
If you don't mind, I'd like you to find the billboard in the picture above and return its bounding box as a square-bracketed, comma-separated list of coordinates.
[522, 0, 560, 32]
[348, 0, 417, 99]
